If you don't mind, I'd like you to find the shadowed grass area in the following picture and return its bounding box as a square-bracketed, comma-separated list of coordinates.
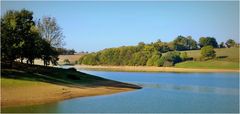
[1, 62, 141, 108]
[1, 62, 141, 89]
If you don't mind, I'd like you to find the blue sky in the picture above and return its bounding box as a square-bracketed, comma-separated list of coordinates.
[1, 1, 239, 52]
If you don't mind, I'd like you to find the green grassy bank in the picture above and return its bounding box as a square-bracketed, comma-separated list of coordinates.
[1, 62, 141, 108]
[1, 62, 141, 88]
[175, 47, 239, 69]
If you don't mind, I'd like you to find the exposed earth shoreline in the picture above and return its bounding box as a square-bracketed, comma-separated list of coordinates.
[75, 65, 239, 73]
[1, 63, 141, 108]
[1, 78, 139, 108]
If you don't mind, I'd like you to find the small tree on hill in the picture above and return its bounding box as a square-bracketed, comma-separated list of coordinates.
[63, 59, 70, 64]
[201, 46, 216, 60]
[159, 51, 182, 67]
[219, 42, 225, 48]
[225, 39, 236, 48]
[199, 37, 218, 48]
[180, 52, 188, 61]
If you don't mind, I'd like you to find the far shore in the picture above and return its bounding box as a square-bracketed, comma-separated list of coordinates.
[75, 65, 239, 73]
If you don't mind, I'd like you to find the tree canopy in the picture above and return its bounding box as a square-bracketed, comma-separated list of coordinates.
[201, 46, 216, 60]
[199, 37, 218, 48]
[78, 35, 230, 66]
[1, 9, 64, 67]
[173, 36, 198, 51]
[225, 39, 236, 48]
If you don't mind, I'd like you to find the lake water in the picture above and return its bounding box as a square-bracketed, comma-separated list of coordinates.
[2, 69, 239, 113]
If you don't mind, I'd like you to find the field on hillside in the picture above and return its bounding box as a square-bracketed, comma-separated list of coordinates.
[175, 47, 239, 69]
[58, 54, 84, 64]
[181, 47, 239, 62]
[34, 54, 84, 65]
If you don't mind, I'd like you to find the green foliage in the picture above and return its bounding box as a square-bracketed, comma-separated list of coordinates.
[131, 51, 152, 66]
[152, 40, 171, 53]
[1, 9, 35, 64]
[173, 36, 198, 51]
[57, 48, 75, 55]
[159, 51, 182, 67]
[201, 46, 216, 60]
[219, 42, 225, 48]
[63, 59, 70, 64]
[78, 35, 225, 67]
[199, 37, 218, 48]
[225, 39, 236, 48]
[81, 54, 98, 65]
[1, 9, 60, 66]
[175, 60, 239, 69]
[180, 52, 188, 61]
[146, 54, 162, 66]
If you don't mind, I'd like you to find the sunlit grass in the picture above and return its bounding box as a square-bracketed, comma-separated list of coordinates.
[181, 47, 239, 62]
[175, 60, 239, 69]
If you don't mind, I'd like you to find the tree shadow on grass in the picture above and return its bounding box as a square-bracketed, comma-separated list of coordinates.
[1, 62, 141, 89]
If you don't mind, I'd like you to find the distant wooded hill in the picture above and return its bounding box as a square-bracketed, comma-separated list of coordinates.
[78, 36, 239, 67]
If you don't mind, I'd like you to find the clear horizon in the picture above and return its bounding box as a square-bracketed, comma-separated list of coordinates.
[1, 1, 239, 52]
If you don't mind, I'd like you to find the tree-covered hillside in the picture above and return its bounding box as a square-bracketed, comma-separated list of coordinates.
[78, 36, 238, 67]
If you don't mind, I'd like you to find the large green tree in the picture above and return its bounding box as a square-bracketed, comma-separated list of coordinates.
[173, 36, 198, 51]
[1, 9, 39, 65]
[1, 9, 61, 66]
[199, 37, 218, 48]
[159, 51, 182, 67]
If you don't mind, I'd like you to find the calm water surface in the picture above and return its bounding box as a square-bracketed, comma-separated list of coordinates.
[2, 69, 239, 113]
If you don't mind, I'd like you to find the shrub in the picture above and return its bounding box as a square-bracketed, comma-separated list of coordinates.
[159, 51, 182, 66]
[67, 74, 80, 80]
[81, 54, 98, 65]
[75, 60, 78, 64]
[146, 53, 162, 66]
[201, 46, 216, 60]
[180, 52, 188, 61]
[68, 67, 77, 71]
[63, 59, 70, 64]
[225, 39, 236, 48]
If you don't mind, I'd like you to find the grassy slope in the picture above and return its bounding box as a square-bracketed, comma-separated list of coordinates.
[1, 78, 45, 88]
[175, 47, 239, 69]
[1, 62, 140, 88]
[1, 63, 141, 107]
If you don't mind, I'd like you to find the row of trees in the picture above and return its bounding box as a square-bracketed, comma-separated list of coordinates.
[78, 36, 237, 66]
[1, 9, 64, 66]
[174, 36, 237, 50]
[78, 44, 191, 66]
[56, 48, 76, 55]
